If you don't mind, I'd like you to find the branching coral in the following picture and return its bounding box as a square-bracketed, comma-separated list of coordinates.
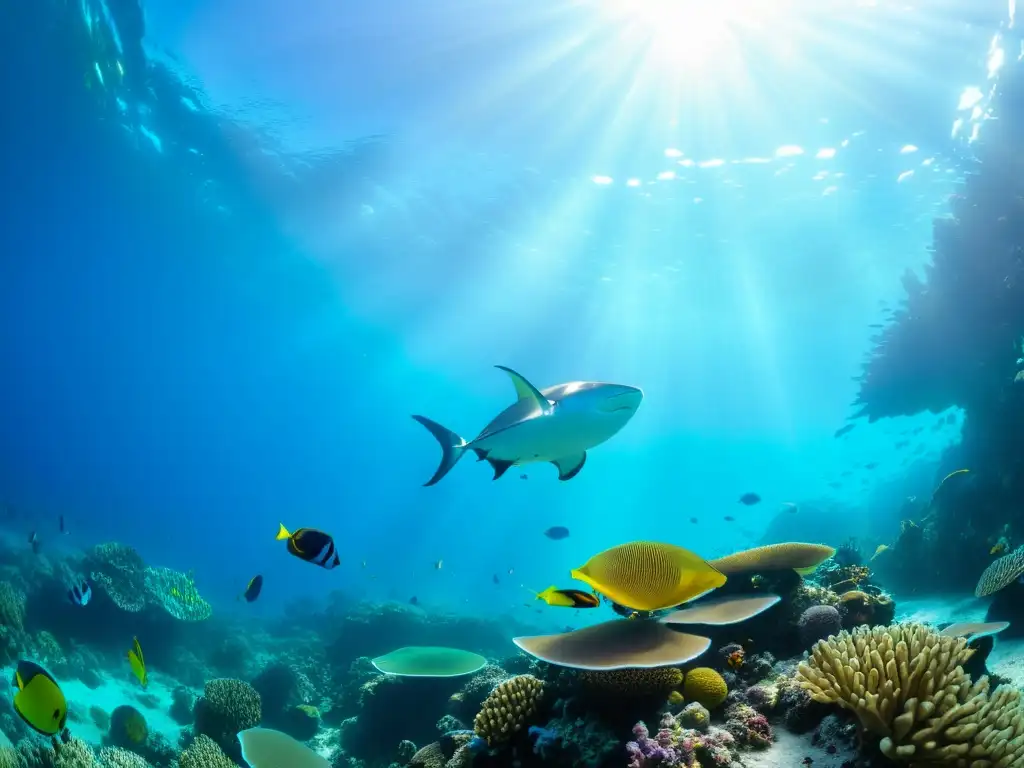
[178, 735, 234, 768]
[796, 623, 1024, 764]
[96, 748, 151, 768]
[472, 674, 545, 746]
[0, 581, 26, 632]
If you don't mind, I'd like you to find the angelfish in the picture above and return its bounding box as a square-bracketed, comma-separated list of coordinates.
[412, 366, 643, 486]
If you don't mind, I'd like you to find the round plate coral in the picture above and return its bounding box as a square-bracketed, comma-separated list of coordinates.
[371, 646, 487, 677]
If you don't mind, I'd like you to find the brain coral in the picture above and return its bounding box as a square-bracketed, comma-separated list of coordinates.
[194, 678, 262, 759]
[577, 667, 683, 696]
[682, 667, 728, 709]
[179, 734, 234, 768]
[796, 623, 1024, 765]
[473, 674, 545, 746]
[798, 605, 842, 647]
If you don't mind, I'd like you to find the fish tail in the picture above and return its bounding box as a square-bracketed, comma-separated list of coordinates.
[411, 415, 468, 486]
[276, 523, 291, 541]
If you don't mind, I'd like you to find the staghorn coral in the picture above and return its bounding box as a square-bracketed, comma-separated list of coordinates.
[143, 567, 211, 621]
[681, 667, 728, 709]
[577, 667, 682, 696]
[796, 622, 1024, 765]
[178, 734, 234, 768]
[193, 678, 261, 760]
[86, 543, 147, 612]
[97, 748, 150, 768]
[473, 674, 545, 746]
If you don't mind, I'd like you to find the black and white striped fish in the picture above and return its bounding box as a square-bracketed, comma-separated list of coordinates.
[275, 524, 340, 570]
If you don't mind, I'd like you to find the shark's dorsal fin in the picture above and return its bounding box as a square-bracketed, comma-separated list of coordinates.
[495, 366, 549, 411]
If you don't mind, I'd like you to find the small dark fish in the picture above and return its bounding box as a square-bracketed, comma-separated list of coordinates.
[409, 596, 419, 606]
[28, 532, 39, 555]
[519, 474, 528, 480]
[724, 516, 736, 522]
[834, 424, 855, 438]
[67, 580, 91, 607]
[239, 575, 263, 603]
[689, 517, 698, 524]
[738, 493, 761, 506]
[434, 559, 443, 570]
[59, 515, 67, 535]
[868, 323, 883, 329]
[544, 526, 570, 540]
[275, 524, 340, 570]
[864, 462, 878, 470]
[492, 574, 500, 585]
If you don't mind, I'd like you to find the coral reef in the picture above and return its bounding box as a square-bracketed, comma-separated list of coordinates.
[680, 667, 728, 710]
[472, 674, 545, 746]
[193, 678, 262, 761]
[797, 622, 1024, 764]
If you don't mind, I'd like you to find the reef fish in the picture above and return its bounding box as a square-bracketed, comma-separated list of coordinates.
[12, 660, 67, 740]
[127, 636, 147, 688]
[239, 575, 263, 603]
[276, 524, 340, 570]
[535, 586, 600, 608]
[544, 526, 570, 540]
[571, 541, 726, 612]
[738, 493, 761, 506]
[67, 580, 91, 607]
[412, 366, 643, 486]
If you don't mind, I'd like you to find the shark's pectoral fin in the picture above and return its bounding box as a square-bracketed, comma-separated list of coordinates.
[488, 458, 515, 480]
[552, 452, 587, 481]
[495, 366, 551, 413]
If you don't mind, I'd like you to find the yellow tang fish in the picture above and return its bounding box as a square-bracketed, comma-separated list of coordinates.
[127, 636, 147, 688]
[571, 541, 726, 612]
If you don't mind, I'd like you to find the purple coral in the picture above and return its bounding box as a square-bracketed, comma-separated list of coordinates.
[626, 720, 693, 767]
[798, 605, 842, 647]
[625, 717, 743, 768]
[724, 703, 774, 749]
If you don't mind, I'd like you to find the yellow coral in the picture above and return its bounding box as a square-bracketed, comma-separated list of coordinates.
[682, 667, 728, 709]
[577, 667, 683, 696]
[473, 674, 545, 746]
[796, 623, 1024, 765]
[180, 735, 235, 768]
[667, 690, 684, 706]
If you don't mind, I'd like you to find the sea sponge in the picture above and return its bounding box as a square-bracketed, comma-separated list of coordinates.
[179, 734, 234, 768]
[975, 544, 1024, 597]
[143, 566, 212, 621]
[108, 705, 148, 747]
[97, 747, 151, 768]
[798, 605, 842, 647]
[194, 678, 262, 758]
[87, 543, 147, 612]
[0, 581, 26, 632]
[577, 666, 683, 696]
[473, 674, 545, 745]
[681, 667, 728, 709]
[796, 623, 1024, 765]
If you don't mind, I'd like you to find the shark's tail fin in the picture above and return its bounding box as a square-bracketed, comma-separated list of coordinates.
[412, 415, 468, 486]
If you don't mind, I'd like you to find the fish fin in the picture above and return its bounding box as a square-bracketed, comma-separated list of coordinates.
[494, 366, 550, 412]
[552, 452, 586, 481]
[488, 458, 514, 480]
[412, 415, 468, 486]
[275, 523, 291, 541]
[473, 448, 489, 462]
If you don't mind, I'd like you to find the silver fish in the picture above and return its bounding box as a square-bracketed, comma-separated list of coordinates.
[412, 366, 642, 485]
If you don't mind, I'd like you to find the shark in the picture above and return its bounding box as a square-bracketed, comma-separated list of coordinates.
[412, 366, 643, 486]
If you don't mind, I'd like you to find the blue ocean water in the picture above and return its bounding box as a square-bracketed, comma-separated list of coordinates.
[0, 0, 1006, 631]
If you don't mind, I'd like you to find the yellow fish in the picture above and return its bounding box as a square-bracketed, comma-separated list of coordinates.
[871, 544, 890, 560]
[532, 586, 601, 608]
[127, 636, 147, 688]
[991, 541, 1009, 556]
[571, 541, 726, 612]
[12, 660, 67, 738]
